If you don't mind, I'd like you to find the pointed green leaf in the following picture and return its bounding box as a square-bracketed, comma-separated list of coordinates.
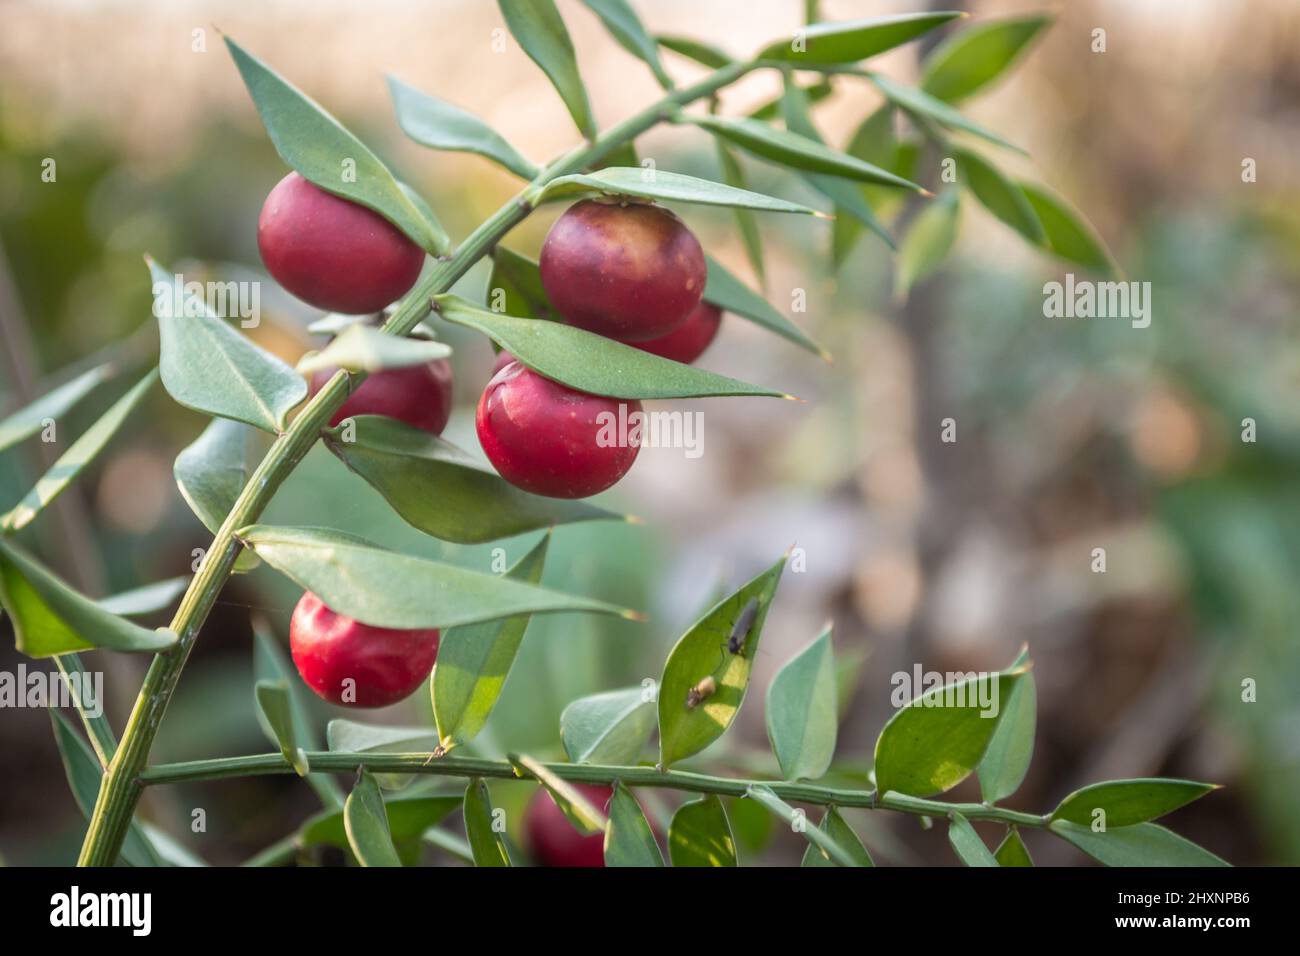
[668, 795, 737, 867]
[714, 142, 766, 287]
[301, 792, 462, 849]
[745, 784, 858, 866]
[486, 247, 556, 322]
[388, 75, 538, 179]
[757, 12, 963, 64]
[435, 294, 790, 399]
[2, 369, 157, 532]
[543, 166, 822, 215]
[326, 719, 434, 792]
[873, 669, 1022, 797]
[1050, 820, 1229, 867]
[1051, 779, 1218, 828]
[433, 535, 550, 752]
[894, 189, 960, 299]
[949, 812, 999, 866]
[298, 323, 450, 375]
[96, 577, 188, 617]
[1020, 181, 1118, 276]
[225, 36, 447, 253]
[238, 524, 634, 629]
[656, 35, 732, 69]
[0, 537, 176, 658]
[581, 0, 671, 89]
[149, 259, 306, 432]
[255, 679, 309, 776]
[869, 73, 1024, 153]
[954, 147, 1044, 242]
[994, 827, 1033, 866]
[464, 778, 512, 866]
[174, 418, 260, 573]
[978, 664, 1036, 803]
[766, 625, 837, 781]
[604, 782, 663, 866]
[702, 256, 822, 358]
[0, 364, 111, 453]
[510, 753, 607, 835]
[561, 685, 657, 765]
[658, 554, 786, 767]
[345, 772, 407, 866]
[921, 15, 1053, 103]
[801, 808, 873, 866]
[498, 0, 595, 139]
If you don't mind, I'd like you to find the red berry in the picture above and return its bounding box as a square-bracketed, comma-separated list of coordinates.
[258, 172, 425, 314]
[524, 784, 612, 867]
[289, 591, 438, 708]
[309, 359, 453, 435]
[476, 362, 641, 499]
[634, 301, 722, 364]
[539, 199, 706, 342]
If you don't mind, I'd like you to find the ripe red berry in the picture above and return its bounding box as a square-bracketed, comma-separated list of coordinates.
[258, 171, 425, 314]
[524, 784, 612, 867]
[309, 359, 453, 434]
[539, 199, 706, 342]
[476, 362, 641, 498]
[289, 591, 439, 708]
[633, 301, 722, 364]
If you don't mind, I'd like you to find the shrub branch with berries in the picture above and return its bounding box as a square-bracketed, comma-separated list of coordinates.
[0, 2, 1222, 867]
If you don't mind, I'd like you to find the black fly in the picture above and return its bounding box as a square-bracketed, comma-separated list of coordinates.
[724, 598, 760, 657]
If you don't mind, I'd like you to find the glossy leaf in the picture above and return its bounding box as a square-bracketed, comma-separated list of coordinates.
[225, 37, 447, 253]
[149, 259, 306, 433]
[702, 256, 824, 359]
[949, 812, 999, 866]
[658, 554, 786, 767]
[995, 828, 1033, 867]
[955, 147, 1044, 243]
[561, 685, 657, 765]
[498, 0, 595, 139]
[873, 669, 1022, 797]
[978, 664, 1036, 803]
[869, 73, 1024, 153]
[690, 115, 922, 191]
[757, 12, 963, 64]
[0, 537, 176, 658]
[0, 364, 110, 453]
[1020, 181, 1118, 276]
[301, 792, 462, 849]
[298, 323, 450, 375]
[436, 295, 790, 399]
[745, 784, 857, 866]
[486, 247, 555, 321]
[1051, 779, 1218, 828]
[543, 166, 823, 215]
[510, 753, 607, 835]
[255, 679, 309, 776]
[174, 418, 260, 573]
[766, 626, 837, 780]
[581, 0, 671, 89]
[326, 418, 616, 545]
[801, 808, 873, 867]
[714, 142, 765, 287]
[464, 778, 512, 866]
[1050, 821, 1229, 867]
[921, 14, 1053, 103]
[894, 189, 960, 300]
[603, 782, 664, 867]
[2, 369, 157, 532]
[668, 795, 737, 867]
[239, 524, 633, 629]
[96, 577, 188, 617]
[388, 75, 538, 179]
[433, 535, 549, 752]
[655, 35, 732, 69]
[345, 772, 407, 866]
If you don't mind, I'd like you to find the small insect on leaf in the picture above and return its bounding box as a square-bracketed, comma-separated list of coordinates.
[686, 675, 717, 710]
[726, 597, 760, 655]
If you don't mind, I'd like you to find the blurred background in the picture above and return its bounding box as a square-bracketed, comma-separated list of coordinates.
[2, 0, 1298, 866]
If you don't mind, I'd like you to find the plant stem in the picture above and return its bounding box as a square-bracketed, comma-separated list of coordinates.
[139, 751, 1050, 830]
[76, 58, 755, 868]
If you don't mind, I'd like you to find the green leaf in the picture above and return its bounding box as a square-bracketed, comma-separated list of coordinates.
[561, 685, 657, 765]
[464, 778, 512, 866]
[486, 247, 556, 321]
[327, 418, 616, 544]
[0, 364, 111, 453]
[581, 0, 671, 89]
[714, 143, 766, 287]
[174, 418, 260, 573]
[1020, 181, 1118, 276]
[766, 625, 837, 780]
[326, 719, 434, 792]
[954, 147, 1044, 243]
[707, 256, 825, 358]
[510, 753, 607, 835]
[657, 554, 786, 767]
[96, 577, 188, 617]
[433, 535, 550, 752]
[894, 189, 960, 300]
[238, 524, 634, 629]
[656, 35, 732, 69]
[869, 73, 1025, 154]
[994, 827, 1033, 866]
[750, 80, 833, 122]
[689, 115, 923, 191]
[948, 812, 999, 866]
[977, 664, 1036, 803]
[873, 669, 1022, 797]
[1051, 779, 1218, 828]
[757, 12, 963, 64]
[255, 679, 309, 776]
[149, 259, 307, 433]
[224, 36, 447, 253]
[834, 106, 901, 265]
[2, 369, 157, 533]
[498, 0, 595, 139]
[388, 75, 538, 180]
[301, 792, 462, 849]
[801, 808, 873, 866]
[921, 14, 1053, 103]
[344, 771, 402, 867]
[1050, 821, 1229, 867]
[0, 537, 176, 658]
[668, 795, 737, 867]
[745, 784, 858, 866]
[435, 294, 791, 400]
[603, 782, 663, 866]
[542, 166, 823, 215]
[298, 323, 450, 375]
